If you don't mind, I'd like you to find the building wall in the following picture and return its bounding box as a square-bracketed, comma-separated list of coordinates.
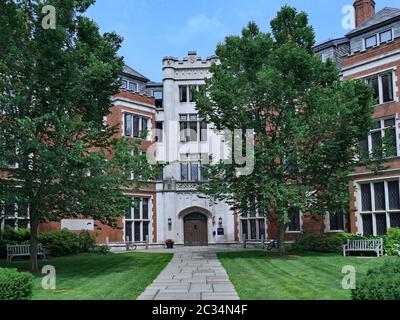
[343, 26, 400, 236]
[154, 52, 239, 245]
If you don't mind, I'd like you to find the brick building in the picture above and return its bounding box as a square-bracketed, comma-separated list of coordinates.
[2, 0, 400, 245]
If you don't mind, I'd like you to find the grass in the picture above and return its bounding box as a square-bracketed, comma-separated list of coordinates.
[0, 252, 172, 300]
[218, 250, 398, 300]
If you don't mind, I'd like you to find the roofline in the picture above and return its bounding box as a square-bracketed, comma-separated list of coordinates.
[120, 71, 150, 83]
[313, 37, 349, 51]
[346, 14, 400, 38]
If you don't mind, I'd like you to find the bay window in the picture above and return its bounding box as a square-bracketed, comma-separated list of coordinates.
[124, 112, 150, 140]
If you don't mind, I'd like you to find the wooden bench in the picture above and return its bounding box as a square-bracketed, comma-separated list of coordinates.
[6, 244, 47, 263]
[342, 239, 383, 257]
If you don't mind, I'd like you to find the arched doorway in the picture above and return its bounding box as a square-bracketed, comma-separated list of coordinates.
[184, 213, 208, 246]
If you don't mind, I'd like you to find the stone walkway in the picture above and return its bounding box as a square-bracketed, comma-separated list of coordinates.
[137, 248, 240, 300]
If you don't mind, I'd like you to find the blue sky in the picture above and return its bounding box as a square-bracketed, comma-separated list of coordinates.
[85, 0, 395, 82]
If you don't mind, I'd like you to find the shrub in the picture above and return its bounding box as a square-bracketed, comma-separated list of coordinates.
[90, 245, 110, 255]
[38, 229, 80, 257]
[1, 226, 30, 242]
[384, 228, 400, 256]
[78, 231, 96, 253]
[289, 232, 368, 254]
[352, 260, 400, 300]
[0, 268, 34, 300]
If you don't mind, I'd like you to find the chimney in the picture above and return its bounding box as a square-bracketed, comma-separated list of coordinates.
[354, 0, 376, 28]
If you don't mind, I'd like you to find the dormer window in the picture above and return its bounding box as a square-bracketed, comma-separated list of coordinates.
[365, 35, 377, 49]
[380, 30, 393, 44]
[129, 82, 138, 92]
[120, 79, 128, 90]
[364, 29, 393, 50]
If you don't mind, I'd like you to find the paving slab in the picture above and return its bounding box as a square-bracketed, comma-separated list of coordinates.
[136, 247, 239, 300]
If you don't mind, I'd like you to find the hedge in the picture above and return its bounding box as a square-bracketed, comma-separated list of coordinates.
[0, 268, 34, 300]
[38, 229, 96, 257]
[289, 228, 400, 255]
[352, 259, 400, 300]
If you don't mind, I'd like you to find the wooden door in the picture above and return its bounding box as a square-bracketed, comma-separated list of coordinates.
[184, 213, 208, 246]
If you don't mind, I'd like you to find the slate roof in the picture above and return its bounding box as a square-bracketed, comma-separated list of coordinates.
[122, 64, 150, 82]
[347, 7, 400, 37]
[313, 37, 349, 52]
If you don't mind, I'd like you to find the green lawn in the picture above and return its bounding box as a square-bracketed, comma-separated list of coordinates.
[1, 252, 172, 300]
[218, 251, 398, 300]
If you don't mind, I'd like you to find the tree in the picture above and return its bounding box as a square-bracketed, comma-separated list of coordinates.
[0, 0, 154, 271]
[195, 6, 375, 255]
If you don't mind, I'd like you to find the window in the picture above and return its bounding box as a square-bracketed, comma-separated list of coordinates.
[153, 91, 163, 108]
[125, 198, 150, 242]
[288, 208, 301, 232]
[179, 114, 207, 142]
[124, 113, 150, 139]
[120, 79, 128, 90]
[329, 213, 345, 231]
[1, 201, 29, 230]
[359, 179, 400, 235]
[179, 85, 188, 102]
[180, 162, 206, 181]
[240, 200, 266, 240]
[381, 73, 394, 103]
[155, 122, 163, 142]
[128, 82, 138, 92]
[365, 35, 377, 49]
[360, 117, 397, 159]
[365, 72, 394, 105]
[380, 30, 393, 44]
[179, 85, 205, 103]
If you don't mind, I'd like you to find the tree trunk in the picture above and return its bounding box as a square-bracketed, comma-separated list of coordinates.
[29, 213, 39, 273]
[278, 222, 286, 256]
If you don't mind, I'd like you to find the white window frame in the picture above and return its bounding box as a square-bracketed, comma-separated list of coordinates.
[286, 209, 303, 234]
[179, 114, 208, 143]
[179, 84, 205, 103]
[120, 79, 128, 90]
[364, 70, 395, 105]
[128, 81, 138, 92]
[124, 197, 151, 243]
[240, 212, 267, 241]
[363, 28, 394, 50]
[365, 115, 399, 158]
[357, 178, 400, 236]
[379, 29, 394, 44]
[325, 213, 346, 233]
[180, 162, 206, 181]
[123, 112, 151, 140]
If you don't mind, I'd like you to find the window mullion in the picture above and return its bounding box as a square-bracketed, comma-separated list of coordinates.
[378, 75, 384, 104]
[371, 182, 375, 212]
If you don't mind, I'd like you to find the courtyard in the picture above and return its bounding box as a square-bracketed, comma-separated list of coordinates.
[1, 247, 396, 300]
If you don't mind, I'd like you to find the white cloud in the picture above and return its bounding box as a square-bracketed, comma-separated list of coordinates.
[167, 14, 225, 46]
